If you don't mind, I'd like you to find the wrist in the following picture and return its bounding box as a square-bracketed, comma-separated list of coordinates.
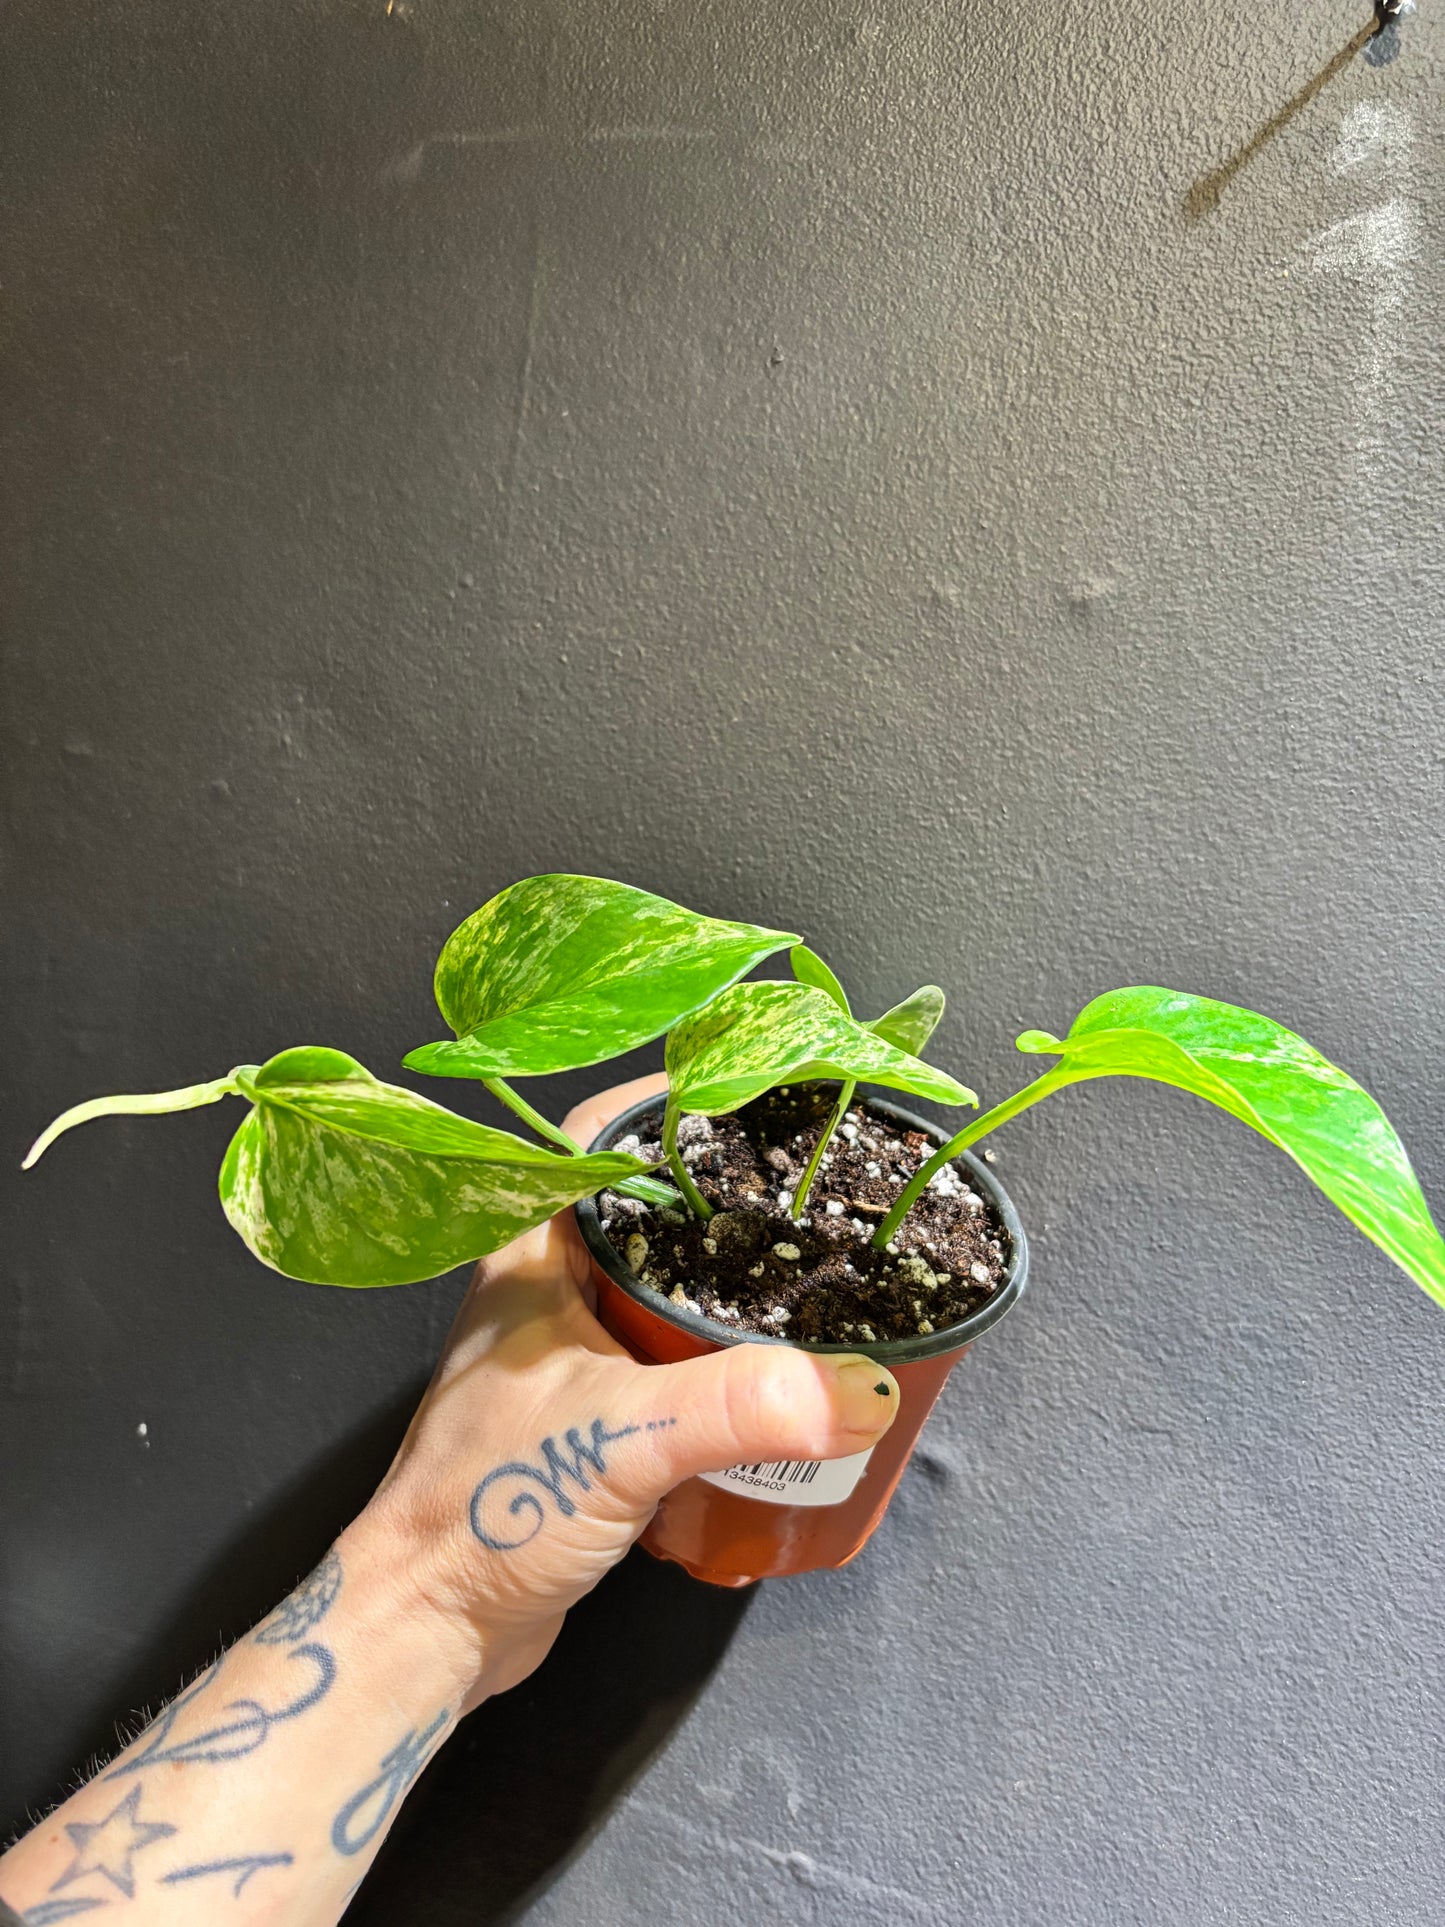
[329, 1513, 483, 1715]
[333, 1505, 531, 1715]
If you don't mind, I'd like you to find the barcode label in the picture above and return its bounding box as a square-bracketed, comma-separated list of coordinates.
[696, 1445, 875, 1508]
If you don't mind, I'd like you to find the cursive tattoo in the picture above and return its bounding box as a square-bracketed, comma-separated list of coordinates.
[49, 1786, 175, 1900]
[25, 1900, 110, 1923]
[159, 1853, 294, 1897]
[254, 1550, 342, 1646]
[104, 1645, 335, 1777]
[468, 1416, 672, 1551]
[330, 1711, 451, 1858]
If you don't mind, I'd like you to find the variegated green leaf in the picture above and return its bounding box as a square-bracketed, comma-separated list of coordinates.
[665, 981, 976, 1116]
[26, 1045, 656, 1289]
[1017, 987, 1445, 1309]
[868, 985, 946, 1056]
[790, 944, 851, 1014]
[405, 874, 798, 1081]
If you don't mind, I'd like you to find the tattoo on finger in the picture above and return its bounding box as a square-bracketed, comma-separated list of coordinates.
[468, 1416, 676, 1552]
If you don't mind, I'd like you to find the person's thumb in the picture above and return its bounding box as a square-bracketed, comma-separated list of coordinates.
[610, 1342, 900, 1505]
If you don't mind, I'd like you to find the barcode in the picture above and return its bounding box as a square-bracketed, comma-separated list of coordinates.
[732, 1459, 822, 1485]
[700, 1443, 874, 1506]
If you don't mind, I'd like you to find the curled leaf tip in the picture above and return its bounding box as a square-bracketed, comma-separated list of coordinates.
[20, 1075, 241, 1172]
[1016, 1029, 1063, 1054]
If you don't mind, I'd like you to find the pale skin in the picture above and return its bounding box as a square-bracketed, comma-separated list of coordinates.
[0, 1074, 900, 1926]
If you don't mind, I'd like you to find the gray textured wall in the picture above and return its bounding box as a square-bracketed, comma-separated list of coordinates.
[4, 2, 1444, 1921]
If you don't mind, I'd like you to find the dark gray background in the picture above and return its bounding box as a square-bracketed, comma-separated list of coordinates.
[4, 2, 1443, 1921]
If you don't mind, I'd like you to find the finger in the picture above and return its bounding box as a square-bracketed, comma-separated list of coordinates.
[601, 1344, 900, 1506]
[561, 1071, 669, 1150]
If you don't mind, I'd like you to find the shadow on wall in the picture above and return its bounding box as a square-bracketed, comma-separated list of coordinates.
[1183, 11, 1400, 222]
[348, 1549, 753, 1927]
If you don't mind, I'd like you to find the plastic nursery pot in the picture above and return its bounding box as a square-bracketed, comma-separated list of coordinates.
[575, 1093, 1028, 1587]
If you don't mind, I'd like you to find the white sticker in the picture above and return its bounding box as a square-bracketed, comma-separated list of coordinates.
[696, 1446, 875, 1507]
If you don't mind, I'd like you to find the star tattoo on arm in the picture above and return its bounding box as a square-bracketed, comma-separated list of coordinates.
[49, 1786, 175, 1900]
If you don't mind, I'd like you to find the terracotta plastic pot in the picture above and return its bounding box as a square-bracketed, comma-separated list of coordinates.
[575, 1093, 1028, 1586]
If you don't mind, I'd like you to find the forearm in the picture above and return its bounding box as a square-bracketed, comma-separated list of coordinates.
[0, 1521, 483, 1926]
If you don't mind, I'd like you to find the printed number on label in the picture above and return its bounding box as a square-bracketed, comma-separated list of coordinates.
[697, 1446, 874, 1507]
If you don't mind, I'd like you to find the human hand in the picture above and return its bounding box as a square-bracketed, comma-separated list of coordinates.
[345, 1073, 901, 1713]
[0, 1075, 901, 1927]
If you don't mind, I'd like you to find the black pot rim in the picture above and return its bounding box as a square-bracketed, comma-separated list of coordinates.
[574, 1090, 1029, 1364]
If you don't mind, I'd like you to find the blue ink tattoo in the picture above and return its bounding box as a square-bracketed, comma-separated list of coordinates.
[104, 1644, 335, 1776]
[50, 1785, 176, 1900]
[25, 1900, 110, 1923]
[468, 1417, 650, 1551]
[159, 1853, 294, 1897]
[331, 1711, 451, 1857]
[254, 1549, 342, 1646]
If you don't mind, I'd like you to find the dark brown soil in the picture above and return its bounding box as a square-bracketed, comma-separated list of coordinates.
[597, 1085, 1011, 1345]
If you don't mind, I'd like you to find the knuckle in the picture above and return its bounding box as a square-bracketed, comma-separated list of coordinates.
[722, 1347, 805, 1458]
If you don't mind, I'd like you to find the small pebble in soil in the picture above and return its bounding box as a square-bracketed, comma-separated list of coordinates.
[624, 1234, 649, 1272]
[825, 1200, 845, 1217]
[970, 1261, 990, 1283]
[772, 1243, 801, 1261]
[703, 1236, 718, 1254]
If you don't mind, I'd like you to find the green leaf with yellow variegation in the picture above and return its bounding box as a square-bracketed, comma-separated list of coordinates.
[25, 1046, 657, 1288]
[405, 874, 798, 1082]
[666, 980, 975, 1116]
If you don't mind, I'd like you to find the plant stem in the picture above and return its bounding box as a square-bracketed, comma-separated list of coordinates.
[663, 1096, 714, 1222]
[791, 1078, 854, 1221]
[872, 1071, 1070, 1248]
[483, 1076, 584, 1152]
[485, 1073, 681, 1208]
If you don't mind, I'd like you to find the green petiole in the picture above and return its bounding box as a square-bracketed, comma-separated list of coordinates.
[483, 1076, 581, 1152]
[791, 1078, 855, 1220]
[483, 1073, 680, 1209]
[663, 1094, 714, 1222]
[872, 1071, 1070, 1248]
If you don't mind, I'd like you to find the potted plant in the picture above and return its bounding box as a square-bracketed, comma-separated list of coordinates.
[25, 874, 1445, 1587]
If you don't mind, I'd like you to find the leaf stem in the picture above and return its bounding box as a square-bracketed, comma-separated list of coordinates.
[484, 1073, 681, 1208]
[483, 1076, 583, 1153]
[872, 1071, 1070, 1248]
[791, 1079, 854, 1221]
[663, 1095, 714, 1222]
